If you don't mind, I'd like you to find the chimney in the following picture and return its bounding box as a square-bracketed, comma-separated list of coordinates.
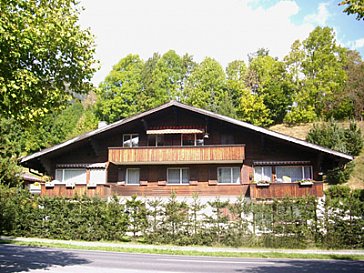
[98, 121, 108, 129]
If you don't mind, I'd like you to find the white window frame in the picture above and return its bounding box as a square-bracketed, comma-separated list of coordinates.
[276, 165, 313, 182]
[123, 134, 139, 147]
[55, 168, 86, 185]
[181, 134, 204, 146]
[126, 168, 140, 185]
[217, 167, 240, 184]
[254, 166, 272, 182]
[167, 168, 189, 185]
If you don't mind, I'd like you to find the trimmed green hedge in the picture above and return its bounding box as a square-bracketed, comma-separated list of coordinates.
[1, 185, 363, 249]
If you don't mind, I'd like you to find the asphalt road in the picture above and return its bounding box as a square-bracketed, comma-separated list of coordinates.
[0, 244, 363, 273]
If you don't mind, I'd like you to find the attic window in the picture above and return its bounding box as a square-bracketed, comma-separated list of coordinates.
[123, 134, 139, 147]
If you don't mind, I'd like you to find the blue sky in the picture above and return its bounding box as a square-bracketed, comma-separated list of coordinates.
[78, 0, 364, 85]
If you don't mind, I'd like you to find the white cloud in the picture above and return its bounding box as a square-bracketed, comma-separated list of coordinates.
[78, 0, 316, 85]
[304, 2, 330, 26]
[352, 38, 364, 49]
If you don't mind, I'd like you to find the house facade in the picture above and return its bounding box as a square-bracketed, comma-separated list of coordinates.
[20, 101, 353, 200]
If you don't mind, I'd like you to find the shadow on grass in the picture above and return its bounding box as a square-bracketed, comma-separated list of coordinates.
[0, 243, 90, 273]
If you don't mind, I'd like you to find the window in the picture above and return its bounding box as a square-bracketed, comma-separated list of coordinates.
[55, 169, 86, 184]
[254, 166, 272, 182]
[126, 168, 140, 185]
[148, 135, 164, 146]
[276, 166, 312, 182]
[89, 169, 106, 185]
[181, 134, 204, 146]
[123, 134, 139, 147]
[217, 167, 240, 184]
[182, 134, 195, 146]
[167, 168, 189, 184]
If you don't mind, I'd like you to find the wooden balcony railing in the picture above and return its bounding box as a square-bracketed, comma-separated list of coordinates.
[250, 182, 323, 199]
[108, 145, 245, 165]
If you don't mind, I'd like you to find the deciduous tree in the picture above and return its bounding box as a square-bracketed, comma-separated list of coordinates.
[0, 0, 97, 122]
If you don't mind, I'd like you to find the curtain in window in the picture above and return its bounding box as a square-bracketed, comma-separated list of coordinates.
[127, 169, 140, 185]
[168, 169, 181, 184]
[63, 169, 86, 184]
[218, 167, 240, 184]
[276, 166, 303, 182]
[89, 169, 106, 184]
[254, 166, 272, 182]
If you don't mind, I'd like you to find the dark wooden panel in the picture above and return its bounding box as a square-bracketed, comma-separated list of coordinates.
[250, 182, 323, 199]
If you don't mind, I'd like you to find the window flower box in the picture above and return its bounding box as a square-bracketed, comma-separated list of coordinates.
[66, 181, 75, 188]
[87, 181, 97, 188]
[29, 182, 42, 194]
[256, 181, 270, 187]
[299, 180, 314, 186]
[45, 181, 55, 188]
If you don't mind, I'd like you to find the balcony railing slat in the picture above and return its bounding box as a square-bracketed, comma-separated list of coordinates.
[109, 145, 245, 164]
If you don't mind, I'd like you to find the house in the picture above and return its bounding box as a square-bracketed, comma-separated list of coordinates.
[20, 101, 353, 200]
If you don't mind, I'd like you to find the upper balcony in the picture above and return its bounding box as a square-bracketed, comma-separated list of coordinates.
[108, 145, 245, 165]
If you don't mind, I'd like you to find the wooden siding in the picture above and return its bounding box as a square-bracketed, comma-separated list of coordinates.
[108, 145, 245, 165]
[249, 182, 324, 199]
[110, 182, 249, 197]
[40, 184, 111, 198]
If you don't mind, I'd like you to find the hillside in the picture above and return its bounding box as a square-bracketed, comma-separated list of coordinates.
[270, 121, 364, 190]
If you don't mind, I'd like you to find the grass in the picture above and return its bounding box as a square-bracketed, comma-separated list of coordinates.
[2, 239, 363, 261]
[270, 121, 364, 190]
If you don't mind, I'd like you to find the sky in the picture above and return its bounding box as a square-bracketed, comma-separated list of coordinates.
[78, 0, 364, 86]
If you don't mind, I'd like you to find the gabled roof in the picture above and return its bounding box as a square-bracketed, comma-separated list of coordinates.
[20, 100, 353, 164]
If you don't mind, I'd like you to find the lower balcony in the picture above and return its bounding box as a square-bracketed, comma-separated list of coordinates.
[249, 182, 324, 199]
[108, 145, 245, 165]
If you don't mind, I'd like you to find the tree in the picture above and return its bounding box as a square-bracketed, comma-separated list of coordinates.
[0, 0, 97, 122]
[151, 50, 195, 102]
[95, 54, 144, 123]
[226, 60, 248, 108]
[184, 57, 229, 114]
[236, 89, 272, 127]
[248, 55, 293, 124]
[339, 0, 364, 20]
[343, 50, 364, 120]
[283, 27, 347, 123]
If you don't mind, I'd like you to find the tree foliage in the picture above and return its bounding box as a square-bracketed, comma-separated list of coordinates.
[339, 0, 364, 20]
[0, 0, 97, 122]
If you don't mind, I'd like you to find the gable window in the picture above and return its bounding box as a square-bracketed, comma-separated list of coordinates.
[55, 169, 86, 184]
[254, 166, 272, 182]
[217, 167, 240, 184]
[126, 168, 140, 185]
[276, 166, 312, 182]
[167, 168, 189, 184]
[148, 135, 164, 147]
[181, 134, 204, 146]
[123, 134, 139, 147]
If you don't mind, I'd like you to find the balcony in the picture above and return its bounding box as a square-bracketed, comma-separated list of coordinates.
[250, 182, 323, 199]
[108, 145, 245, 165]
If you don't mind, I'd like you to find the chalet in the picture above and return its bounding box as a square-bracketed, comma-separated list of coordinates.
[20, 101, 353, 200]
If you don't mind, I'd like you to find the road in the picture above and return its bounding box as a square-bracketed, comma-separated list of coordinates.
[0, 244, 363, 273]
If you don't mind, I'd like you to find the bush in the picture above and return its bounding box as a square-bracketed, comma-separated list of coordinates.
[306, 120, 363, 156]
[1, 189, 363, 249]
